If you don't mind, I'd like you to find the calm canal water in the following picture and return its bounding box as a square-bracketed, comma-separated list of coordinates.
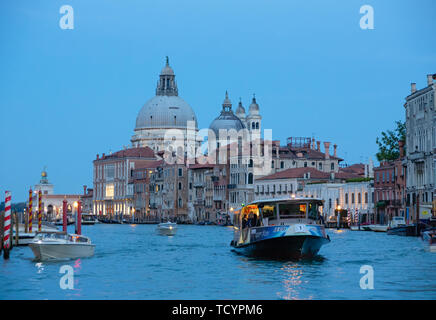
[1, 224, 435, 300]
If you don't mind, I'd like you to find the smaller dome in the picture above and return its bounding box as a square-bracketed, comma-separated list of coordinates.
[209, 92, 245, 137]
[249, 95, 260, 115]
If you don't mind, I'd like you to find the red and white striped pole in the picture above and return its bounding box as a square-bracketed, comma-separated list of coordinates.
[38, 190, 42, 232]
[3, 191, 12, 256]
[28, 188, 33, 233]
[62, 197, 68, 232]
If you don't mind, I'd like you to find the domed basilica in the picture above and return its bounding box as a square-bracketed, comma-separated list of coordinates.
[131, 57, 199, 152]
[131, 58, 262, 155]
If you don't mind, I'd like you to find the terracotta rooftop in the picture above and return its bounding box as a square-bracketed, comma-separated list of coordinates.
[96, 147, 156, 161]
[133, 160, 164, 170]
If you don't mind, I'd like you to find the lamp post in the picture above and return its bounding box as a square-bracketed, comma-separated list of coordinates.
[336, 205, 341, 230]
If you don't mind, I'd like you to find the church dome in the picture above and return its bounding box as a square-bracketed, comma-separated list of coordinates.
[209, 92, 245, 136]
[134, 57, 198, 131]
[135, 95, 197, 129]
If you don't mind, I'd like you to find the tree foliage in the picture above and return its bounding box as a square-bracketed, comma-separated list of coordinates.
[375, 120, 406, 161]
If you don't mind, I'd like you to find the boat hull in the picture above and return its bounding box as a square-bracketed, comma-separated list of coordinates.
[369, 224, 388, 232]
[231, 235, 330, 259]
[29, 243, 95, 261]
[387, 225, 418, 236]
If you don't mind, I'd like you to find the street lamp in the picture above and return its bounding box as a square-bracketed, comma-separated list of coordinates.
[336, 205, 341, 229]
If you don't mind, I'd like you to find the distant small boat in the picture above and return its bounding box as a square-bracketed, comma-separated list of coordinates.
[422, 229, 436, 252]
[55, 218, 75, 226]
[157, 221, 177, 236]
[81, 214, 98, 225]
[350, 225, 362, 231]
[29, 231, 95, 261]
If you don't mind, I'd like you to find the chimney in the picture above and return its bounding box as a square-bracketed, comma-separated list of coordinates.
[316, 141, 321, 152]
[333, 144, 337, 158]
[324, 142, 330, 159]
[427, 74, 434, 86]
[312, 138, 315, 149]
[83, 185, 87, 195]
[399, 140, 405, 158]
[411, 83, 416, 93]
[96, 154, 99, 160]
[102, 153, 105, 159]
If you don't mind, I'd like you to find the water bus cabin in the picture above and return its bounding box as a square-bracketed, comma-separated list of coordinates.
[230, 197, 330, 258]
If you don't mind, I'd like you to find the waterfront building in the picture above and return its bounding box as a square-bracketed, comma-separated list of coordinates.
[228, 137, 343, 211]
[187, 162, 229, 224]
[148, 159, 190, 222]
[131, 57, 200, 154]
[81, 186, 94, 214]
[404, 74, 436, 222]
[131, 159, 163, 221]
[92, 146, 157, 217]
[31, 169, 81, 220]
[373, 141, 407, 223]
[34, 168, 54, 195]
[303, 179, 374, 223]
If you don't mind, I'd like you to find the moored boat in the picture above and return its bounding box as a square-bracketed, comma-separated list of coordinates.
[81, 213, 98, 225]
[369, 224, 389, 232]
[230, 197, 330, 259]
[29, 231, 95, 261]
[157, 221, 177, 236]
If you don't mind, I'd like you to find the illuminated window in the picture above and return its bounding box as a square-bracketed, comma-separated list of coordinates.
[105, 184, 114, 198]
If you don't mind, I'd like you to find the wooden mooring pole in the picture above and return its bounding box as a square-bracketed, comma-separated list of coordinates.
[14, 211, 19, 246]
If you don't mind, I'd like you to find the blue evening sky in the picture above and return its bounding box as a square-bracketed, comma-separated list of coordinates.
[1, 0, 435, 201]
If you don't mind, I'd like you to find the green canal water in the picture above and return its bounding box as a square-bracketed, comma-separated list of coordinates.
[1, 224, 435, 299]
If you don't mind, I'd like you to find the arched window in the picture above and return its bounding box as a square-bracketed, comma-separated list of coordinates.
[271, 161, 274, 168]
[345, 193, 348, 204]
[256, 122, 259, 129]
[249, 159, 253, 167]
[252, 122, 255, 129]
[248, 173, 253, 184]
[331, 163, 334, 171]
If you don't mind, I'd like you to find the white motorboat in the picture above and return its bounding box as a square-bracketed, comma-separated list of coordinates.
[28, 232, 95, 261]
[157, 222, 177, 236]
[369, 224, 389, 232]
[350, 225, 362, 231]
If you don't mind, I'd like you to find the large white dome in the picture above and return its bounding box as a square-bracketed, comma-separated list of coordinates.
[135, 95, 197, 130]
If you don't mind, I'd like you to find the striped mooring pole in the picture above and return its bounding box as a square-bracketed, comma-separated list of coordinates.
[3, 191, 12, 259]
[28, 188, 33, 233]
[62, 197, 68, 232]
[38, 190, 42, 232]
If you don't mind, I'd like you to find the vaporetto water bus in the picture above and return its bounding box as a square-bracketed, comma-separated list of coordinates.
[230, 197, 330, 258]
